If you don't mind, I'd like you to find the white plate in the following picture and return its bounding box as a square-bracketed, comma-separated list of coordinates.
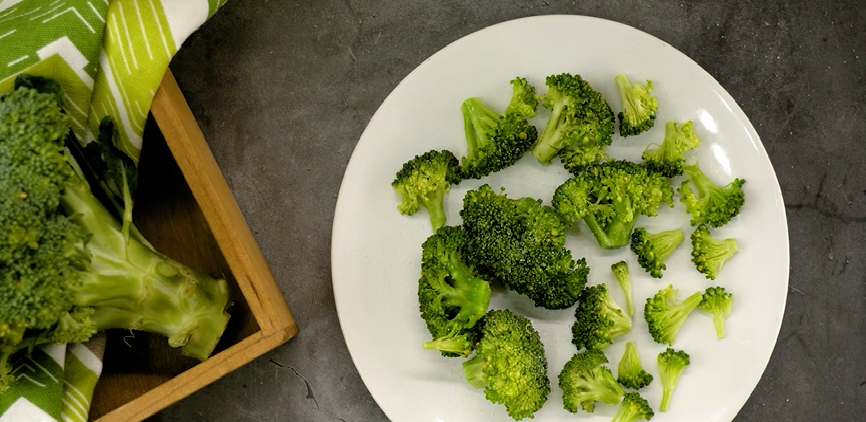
[331, 15, 789, 422]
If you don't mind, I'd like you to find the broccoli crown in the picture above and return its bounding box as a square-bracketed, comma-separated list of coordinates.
[644, 284, 703, 346]
[641, 120, 700, 177]
[462, 309, 549, 420]
[459, 185, 589, 310]
[418, 226, 491, 357]
[460, 97, 537, 180]
[505, 76, 539, 118]
[558, 349, 625, 413]
[392, 149, 461, 230]
[612, 391, 655, 422]
[629, 227, 685, 278]
[530, 73, 615, 168]
[571, 283, 632, 351]
[678, 161, 746, 228]
[657, 348, 690, 412]
[552, 160, 674, 249]
[690, 223, 739, 280]
[699, 286, 733, 338]
[615, 74, 658, 138]
[617, 341, 653, 390]
[611, 260, 634, 317]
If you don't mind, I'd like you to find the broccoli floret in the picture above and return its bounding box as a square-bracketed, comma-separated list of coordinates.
[615, 74, 658, 137]
[0, 78, 231, 391]
[644, 285, 702, 346]
[690, 224, 739, 280]
[699, 286, 733, 338]
[611, 261, 634, 316]
[418, 226, 491, 357]
[463, 309, 550, 420]
[558, 349, 625, 413]
[678, 161, 746, 228]
[530, 73, 615, 169]
[617, 341, 653, 390]
[505, 76, 539, 118]
[629, 227, 685, 278]
[392, 149, 461, 230]
[459, 185, 589, 310]
[552, 160, 674, 249]
[612, 392, 655, 422]
[571, 284, 632, 351]
[640, 120, 700, 177]
[657, 348, 690, 412]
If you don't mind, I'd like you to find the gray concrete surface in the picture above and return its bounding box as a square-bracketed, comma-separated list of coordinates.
[149, 0, 866, 421]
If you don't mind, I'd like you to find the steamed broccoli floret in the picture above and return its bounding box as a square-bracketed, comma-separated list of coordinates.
[644, 285, 702, 346]
[459, 78, 539, 180]
[459, 185, 589, 310]
[530, 73, 615, 170]
[558, 349, 625, 413]
[690, 224, 739, 280]
[699, 286, 733, 338]
[552, 160, 674, 249]
[641, 120, 700, 177]
[571, 284, 632, 351]
[611, 261, 634, 316]
[617, 341, 653, 390]
[612, 392, 655, 422]
[615, 74, 658, 137]
[463, 309, 550, 420]
[657, 348, 690, 412]
[392, 149, 461, 230]
[629, 227, 685, 278]
[678, 161, 746, 228]
[418, 226, 491, 357]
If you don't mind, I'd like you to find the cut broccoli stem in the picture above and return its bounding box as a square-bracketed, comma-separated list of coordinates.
[420, 187, 448, 230]
[532, 100, 570, 164]
[463, 354, 488, 388]
[422, 329, 474, 356]
[583, 213, 633, 249]
[461, 98, 500, 162]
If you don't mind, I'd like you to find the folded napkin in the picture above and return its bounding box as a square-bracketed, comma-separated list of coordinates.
[0, 1, 226, 420]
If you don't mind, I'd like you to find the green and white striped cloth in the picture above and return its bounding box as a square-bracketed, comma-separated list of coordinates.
[0, 0, 227, 420]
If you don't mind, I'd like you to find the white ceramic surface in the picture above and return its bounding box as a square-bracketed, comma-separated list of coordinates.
[331, 15, 789, 422]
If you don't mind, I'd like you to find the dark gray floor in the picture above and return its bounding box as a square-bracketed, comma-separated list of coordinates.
[151, 0, 866, 421]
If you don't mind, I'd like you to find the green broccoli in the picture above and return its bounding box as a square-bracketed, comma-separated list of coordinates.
[0, 77, 231, 392]
[612, 392, 655, 422]
[463, 309, 550, 420]
[699, 286, 733, 338]
[678, 161, 746, 228]
[644, 285, 702, 346]
[392, 149, 461, 230]
[530, 73, 615, 170]
[629, 227, 685, 278]
[657, 348, 690, 412]
[459, 185, 589, 310]
[571, 284, 632, 351]
[615, 74, 658, 137]
[611, 261, 634, 316]
[640, 120, 700, 177]
[617, 341, 653, 390]
[418, 226, 491, 357]
[690, 224, 739, 280]
[459, 77, 538, 180]
[552, 160, 674, 249]
[558, 349, 625, 413]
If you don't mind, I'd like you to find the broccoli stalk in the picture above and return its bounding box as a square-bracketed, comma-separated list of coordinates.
[657, 348, 690, 412]
[571, 284, 632, 350]
[690, 224, 739, 280]
[558, 349, 625, 413]
[611, 261, 634, 316]
[641, 120, 700, 177]
[644, 285, 702, 346]
[699, 287, 734, 338]
[612, 392, 655, 422]
[629, 227, 685, 278]
[615, 73, 658, 137]
[617, 341, 653, 390]
[392, 149, 461, 230]
[678, 161, 746, 228]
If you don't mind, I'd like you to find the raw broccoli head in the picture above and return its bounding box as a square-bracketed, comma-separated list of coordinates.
[530, 73, 615, 168]
[552, 160, 674, 249]
[611, 260, 634, 317]
[418, 226, 491, 357]
[615, 74, 658, 138]
[505, 76, 539, 118]
[617, 341, 653, 390]
[690, 223, 739, 280]
[678, 161, 746, 228]
[392, 149, 461, 230]
[462, 309, 550, 420]
[657, 348, 690, 412]
[641, 120, 700, 177]
[558, 349, 625, 413]
[459, 185, 589, 310]
[644, 284, 703, 346]
[612, 391, 655, 422]
[699, 286, 733, 338]
[571, 283, 632, 351]
[629, 227, 685, 278]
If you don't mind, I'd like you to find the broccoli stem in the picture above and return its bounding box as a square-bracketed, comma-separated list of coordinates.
[462, 354, 488, 388]
[712, 313, 726, 338]
[420, 187, 448, 230]
[532, 101, 567, 164]
[582, 214, 633, 249]
[461, 98, 498, 162]
[422, 333, 472, 356]
[61, 175, 231, 361]
[660, 386, 674, 412]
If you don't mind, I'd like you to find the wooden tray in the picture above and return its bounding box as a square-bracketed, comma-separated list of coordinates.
[88, 70, 298, 421]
